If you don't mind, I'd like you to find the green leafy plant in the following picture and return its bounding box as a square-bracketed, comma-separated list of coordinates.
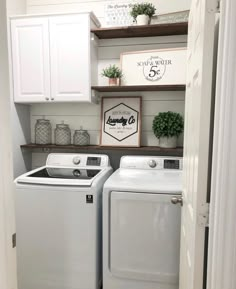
[152, 111, 184, 138]
[101, 65, 123, 78]
[130, 2, 156, 20]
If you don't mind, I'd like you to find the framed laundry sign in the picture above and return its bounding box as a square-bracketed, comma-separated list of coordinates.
[100, 97, 141, 147]
[120, 47, 187, 85]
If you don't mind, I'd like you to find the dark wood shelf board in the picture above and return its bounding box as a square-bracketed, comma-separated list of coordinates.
[92, 85, 186, 92]
[21, 144, 183, 154]
[21, 144, 183, 169]
[92, 22, 188, 39]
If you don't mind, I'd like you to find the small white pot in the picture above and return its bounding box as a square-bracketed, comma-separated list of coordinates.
[136, 15, 150, 25]
[159, 136, 177, 148]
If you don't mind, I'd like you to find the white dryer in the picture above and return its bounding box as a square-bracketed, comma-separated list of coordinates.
[103, 156, 183, 289]
[15, 153, 113, 289]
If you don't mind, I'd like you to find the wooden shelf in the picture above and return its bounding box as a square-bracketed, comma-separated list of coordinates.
[92, 84, 186, 92]
[91, 22, 188, 39]
[21, 144, 183, 155]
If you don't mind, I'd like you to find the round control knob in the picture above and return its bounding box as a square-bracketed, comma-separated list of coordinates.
[73, 169, 81, 177]
[149, 159, 157, 168]
[73, 156, 80, 165]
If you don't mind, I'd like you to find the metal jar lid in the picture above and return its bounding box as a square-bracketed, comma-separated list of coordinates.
[36, 118, 50, 123]
[56, 124, 70, 129]
[55, 121, 70, 129]
[74, 127, 88, 134]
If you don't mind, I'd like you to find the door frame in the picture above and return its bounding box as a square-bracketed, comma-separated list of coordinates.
[0, 1, 17, 289]
[207, 0, 236, 288]
[1, 1, 236, 289]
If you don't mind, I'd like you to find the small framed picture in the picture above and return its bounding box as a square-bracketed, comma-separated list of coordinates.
[120, 47, 187, 86]
[100, 96, 142, 147]
[154, 10, 190, 24]
[104, 2, 136, 27]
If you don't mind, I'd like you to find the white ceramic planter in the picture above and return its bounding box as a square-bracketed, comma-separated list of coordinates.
[159, 136, 177, 148]
[136, 15, 150, 25]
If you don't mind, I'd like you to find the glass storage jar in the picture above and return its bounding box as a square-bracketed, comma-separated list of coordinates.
[55, 121, 71, 145]
[73, 127, 90, 146]
[35, 118, 52, 144]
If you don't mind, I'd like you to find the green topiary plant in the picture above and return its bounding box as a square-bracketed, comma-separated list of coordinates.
[152, 111, 184, 138]
[130, 2, 156, 20]
[101, 65, 123, 78]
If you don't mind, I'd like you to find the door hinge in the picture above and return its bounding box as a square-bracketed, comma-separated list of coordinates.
[12, 233, 16, 248]
[197, 203, 210, 227]
[216, 0, 221, 12]
[207, 0, 220, 13]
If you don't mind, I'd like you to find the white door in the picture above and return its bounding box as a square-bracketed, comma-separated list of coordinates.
[11, 18, 50, 103]
[110, 191, 181, 287]
[179, 0, 218, 288]
[49, 15, 91, 102]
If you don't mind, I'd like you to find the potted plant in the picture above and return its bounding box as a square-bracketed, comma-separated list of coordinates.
[101, 65, 123, 86]
[130, 2, 156, 25]
[152, 111, 184, 148]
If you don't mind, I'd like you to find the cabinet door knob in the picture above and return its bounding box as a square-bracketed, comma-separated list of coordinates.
[45, 97, 49, 101]
[51, 97, 54, 101]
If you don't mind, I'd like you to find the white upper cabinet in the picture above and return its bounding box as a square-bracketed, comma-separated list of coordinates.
[49, 15, 90, 102]
[11, 18, 51, 102]
[10, 13, 99, 103]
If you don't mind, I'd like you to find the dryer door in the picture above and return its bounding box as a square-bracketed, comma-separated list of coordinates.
[110, 191, 181, 285]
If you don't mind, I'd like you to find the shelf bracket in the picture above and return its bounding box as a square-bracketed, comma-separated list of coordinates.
[91, 89, 100, 104]
[42, 148, 51, 153]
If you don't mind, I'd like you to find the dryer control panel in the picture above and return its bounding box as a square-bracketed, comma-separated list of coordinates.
[163, 159, 180, 169]
[120, 156, 183, 170]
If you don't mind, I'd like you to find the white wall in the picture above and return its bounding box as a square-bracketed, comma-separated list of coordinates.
[27, 0, 191, 26]
[0, 0, 17, 287]
[7, 0, 26, 14]
[30, 34, 186, 148]
[31, 91, 185, 146]
[10, 104, 32, 177]
[7, 0, 32, 178]
[25, 0, 190, 169]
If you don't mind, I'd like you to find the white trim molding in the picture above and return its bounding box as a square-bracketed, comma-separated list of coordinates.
[0, 1, 17, 289]
[207, 0, 236, 288]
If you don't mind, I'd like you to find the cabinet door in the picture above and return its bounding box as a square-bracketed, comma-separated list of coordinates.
[11, 18, 50, 103]
[49, 15, 90, 102]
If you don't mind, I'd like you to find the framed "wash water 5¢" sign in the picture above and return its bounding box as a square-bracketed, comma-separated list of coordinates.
[100, 96, 142, 147]
[120, 47, 187, 86]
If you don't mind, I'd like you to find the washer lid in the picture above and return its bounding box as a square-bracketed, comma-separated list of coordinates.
[104, 168, 182, 194]
[27, 167, 101, 180]
[16, 166, 105, 186]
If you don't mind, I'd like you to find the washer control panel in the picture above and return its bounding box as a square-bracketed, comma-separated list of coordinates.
[46, 154, 110, 167]
[86, 157, 101, 166]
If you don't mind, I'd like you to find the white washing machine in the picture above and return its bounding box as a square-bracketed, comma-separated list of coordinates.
[15, 153, 113, 289]
[103, 155, 183, 289]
